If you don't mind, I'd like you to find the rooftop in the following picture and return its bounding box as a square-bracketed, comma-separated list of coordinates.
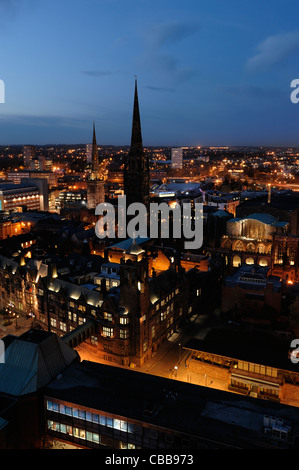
[184, 328, 296, 372]
[45, 360, 299, 448]
[0, 329, 78, 396]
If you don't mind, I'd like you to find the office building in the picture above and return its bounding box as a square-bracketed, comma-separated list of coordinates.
[171, 148, 183, 169]
[23, 145, 36, 168]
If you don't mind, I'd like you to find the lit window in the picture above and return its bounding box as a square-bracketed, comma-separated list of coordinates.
[120, 329, 129, 339]
[120, 316, 129, 324]
[103, 327, 113, 337]
[104, 312, 113, 322]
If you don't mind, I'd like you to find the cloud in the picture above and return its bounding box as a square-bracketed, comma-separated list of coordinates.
[246, 32, 299, 72]
[82, 70, 113, 77]
[148, 21, 200, 48]
[137, 21, 200, 84]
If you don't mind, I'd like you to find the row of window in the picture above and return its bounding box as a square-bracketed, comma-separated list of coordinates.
[237, 361, 278, 378]
[46, 400, 134, 433]
[47, 420, 138, 448]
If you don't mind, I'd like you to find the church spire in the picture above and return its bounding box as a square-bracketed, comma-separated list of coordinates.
[124, 78, 150, 211]
[130, 77, 143, 157]
[91, 120, 99, 179]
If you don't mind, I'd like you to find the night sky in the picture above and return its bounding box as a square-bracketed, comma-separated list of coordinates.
[1, 0, 299, 147]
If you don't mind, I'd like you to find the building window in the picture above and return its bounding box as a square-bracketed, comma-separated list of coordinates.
[86, 432, 100, 443]
[103, 327, 113, 337]
[120, 316, 129, 324]
[47, 420, 59, 431]
[233, 255, 241, 268]
[104, 312, 113, 322]
[60, 322, 67, 332]
[73, 427, 86, 439]
[50, 318, 57, 328]
[120, 329, 129, 339]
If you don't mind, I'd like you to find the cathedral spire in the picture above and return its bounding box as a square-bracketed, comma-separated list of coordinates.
[124, 78, 150, 211]
[91, 120, 99, 179]
[130, 77, 143, 156]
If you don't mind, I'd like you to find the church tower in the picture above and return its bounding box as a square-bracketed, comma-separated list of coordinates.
[124, 79, 150, 211]
[87, 121, 105, 209]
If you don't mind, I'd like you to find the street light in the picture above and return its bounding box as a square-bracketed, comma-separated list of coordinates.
[174, 365, 178, 377]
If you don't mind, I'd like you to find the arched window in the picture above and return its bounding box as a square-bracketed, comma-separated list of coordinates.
[246, 257, 254, 265]
[233, 255, 241, 268]
[259, 258, 268, 267]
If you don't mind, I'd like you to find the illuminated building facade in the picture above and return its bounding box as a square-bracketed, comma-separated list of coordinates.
[0, 182, 45, 212]
[171, 147, 183, 169]
[221, 213, 289, 269]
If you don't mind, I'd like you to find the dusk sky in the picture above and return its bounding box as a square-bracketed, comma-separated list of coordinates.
[1, 0, 299, 147]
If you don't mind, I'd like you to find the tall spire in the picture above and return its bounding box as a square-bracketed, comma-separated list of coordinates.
[91, 120, 99, 179]
[124, 78, 150, 211]
[130, 77, 143, 157]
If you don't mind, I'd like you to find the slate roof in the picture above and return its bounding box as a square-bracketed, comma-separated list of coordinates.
[0, 330, 78, 396]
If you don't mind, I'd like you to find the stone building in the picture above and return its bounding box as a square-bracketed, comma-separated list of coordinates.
[221, 213, 288, 269]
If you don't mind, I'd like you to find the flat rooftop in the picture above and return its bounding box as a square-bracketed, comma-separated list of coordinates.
[45, 360, 299, 448]
[184, 328, 297, 372]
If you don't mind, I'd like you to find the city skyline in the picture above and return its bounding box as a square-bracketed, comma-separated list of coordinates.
[1, 1, 299, 147]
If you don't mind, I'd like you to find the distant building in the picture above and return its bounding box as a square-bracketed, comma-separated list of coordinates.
[87, 122, 105, 210]
[0, 181, 47, 212]
[205, 191, 240, 217]
[171, 147, 183, 169]
[221, 213, 289, 269]
[221, 264, 282, 324]
[86, 143, 93, 164]
[23, 145, 35, 168]
[7, 170, 57, 188]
